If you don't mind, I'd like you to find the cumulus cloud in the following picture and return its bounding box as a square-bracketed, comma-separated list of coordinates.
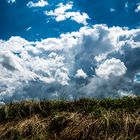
[95, 58, 127, 80]
[27, 0, 48, 8]
[45, 2, 89, 25]
[75, 69, 87, 79]
[0, 36, 30, 53]
[1, 24, 140, 102]
[0, 51, 23, 71]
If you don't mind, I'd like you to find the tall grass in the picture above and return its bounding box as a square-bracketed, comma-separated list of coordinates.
[0, 97, 140, 139]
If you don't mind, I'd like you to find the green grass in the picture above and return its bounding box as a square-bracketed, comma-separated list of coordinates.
[0, 97, 140, 139]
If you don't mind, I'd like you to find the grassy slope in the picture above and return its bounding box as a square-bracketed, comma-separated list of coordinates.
[0, 97, 140, 140]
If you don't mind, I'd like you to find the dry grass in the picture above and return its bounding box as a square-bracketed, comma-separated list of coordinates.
[0, 97, 140, 140]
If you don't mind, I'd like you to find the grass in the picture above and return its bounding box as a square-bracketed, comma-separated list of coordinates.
[0, 97, 140, 139]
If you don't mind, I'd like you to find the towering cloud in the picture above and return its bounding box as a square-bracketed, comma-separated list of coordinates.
[0, 24, 140, 102]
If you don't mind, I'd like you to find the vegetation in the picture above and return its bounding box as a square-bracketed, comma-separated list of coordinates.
[0, 97, 140, 139]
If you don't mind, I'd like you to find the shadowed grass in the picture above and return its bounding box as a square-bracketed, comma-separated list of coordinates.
[0, 97, 140, 139]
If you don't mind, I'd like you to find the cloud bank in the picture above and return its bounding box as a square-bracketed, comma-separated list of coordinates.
[0, 24, 140, 103]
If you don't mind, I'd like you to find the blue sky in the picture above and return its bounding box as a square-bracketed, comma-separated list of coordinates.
[0, 0, 140, 103]
[1, 0, 140, 41]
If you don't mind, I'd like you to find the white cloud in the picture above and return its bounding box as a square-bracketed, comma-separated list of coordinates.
[118, 90, 136, 98]
[27, 0, 48, 8]
[1, 24, 140, 101]
[125, 2, 129, 10]
[55, 67, 70, 85]
[75, 69, 87, 79]
[0, 51, 36, 102]
[7, 0, 16, 4]
[110, 8, 116, 12]
[0, 51, 22, 71]
[45, 2, 89, 25]
[135, 3, 140, 13]
[95, 58, 127, 80]
[0, 36, 30, 53]
[26, 27, 32, 31]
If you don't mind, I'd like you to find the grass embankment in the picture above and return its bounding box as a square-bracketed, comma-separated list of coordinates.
[0, 97, 140, 140]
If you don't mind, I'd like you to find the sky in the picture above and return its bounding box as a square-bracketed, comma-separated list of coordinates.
[0, 0, 140, 103]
